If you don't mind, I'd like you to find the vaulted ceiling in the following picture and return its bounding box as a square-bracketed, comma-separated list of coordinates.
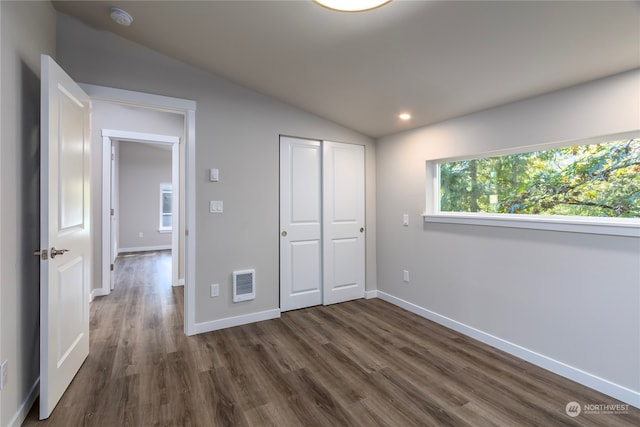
[52, 0, 640, 138]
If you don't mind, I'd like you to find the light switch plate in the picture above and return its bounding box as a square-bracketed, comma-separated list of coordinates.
[403, 270, 410, 283]
[209, 168, 219, 182]
[209, 200, 223, 213]
[402, 214, 409, 226]
[210, 283, 219, 297]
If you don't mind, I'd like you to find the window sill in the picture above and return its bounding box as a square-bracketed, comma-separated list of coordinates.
[158, 229, 172, 234]
[423, 213, 639, 237]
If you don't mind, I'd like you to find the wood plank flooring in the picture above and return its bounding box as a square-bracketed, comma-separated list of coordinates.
[24, 251, 640, 426]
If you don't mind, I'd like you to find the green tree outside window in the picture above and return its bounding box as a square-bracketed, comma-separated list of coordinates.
[439, 138, 640, 218]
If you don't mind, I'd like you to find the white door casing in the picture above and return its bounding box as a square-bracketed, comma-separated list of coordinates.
[39, 55, 91, 419]
[79, 84, 197, 336]
[279, 137, 323, 311]
[323, 141, 365, 305]
[100, 130, 180, 297]
[110, 144, 116, 289]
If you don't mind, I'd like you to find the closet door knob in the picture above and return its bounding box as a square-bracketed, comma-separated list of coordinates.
[281, 231, 287, 237]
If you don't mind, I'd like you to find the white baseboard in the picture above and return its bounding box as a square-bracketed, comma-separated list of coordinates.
[9, 378, 39, 427]
[118, 245, 171, 254]
[376, 291, 640, 409]
[364, 290, 378, 299]
[192, 309, 281, 335]
[90, 287, 110, 302]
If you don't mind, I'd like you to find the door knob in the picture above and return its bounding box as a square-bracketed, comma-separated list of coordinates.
[360, 227, 364, 233]
[50, 247, 70, 259]
[281, 231, 287, 237]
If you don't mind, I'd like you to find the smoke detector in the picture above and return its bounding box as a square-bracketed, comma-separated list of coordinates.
[110, 8, 133, 26]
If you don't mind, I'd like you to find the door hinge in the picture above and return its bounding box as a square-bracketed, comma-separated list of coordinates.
[110, 263, 114, 271]
[111, 153, 115, 160]
[111, 208, 115, 216]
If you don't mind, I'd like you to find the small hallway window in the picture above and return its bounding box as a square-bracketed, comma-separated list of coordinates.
[159, 183, 172, 231]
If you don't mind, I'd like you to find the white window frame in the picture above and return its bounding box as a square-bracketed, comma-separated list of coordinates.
[159, 182, 172, 232]
[424, 131, 640, 237]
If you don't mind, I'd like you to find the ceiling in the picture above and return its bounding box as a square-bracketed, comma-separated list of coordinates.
[52, 0, 640, 138]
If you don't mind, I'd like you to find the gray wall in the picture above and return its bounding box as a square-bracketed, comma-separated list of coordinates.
[118, 141, 172, 251]
[0, 1, 56, 425]
[56, 13, 377, 324]
[376, 70, 640, 395]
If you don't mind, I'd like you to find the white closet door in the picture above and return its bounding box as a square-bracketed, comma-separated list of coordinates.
[279, 137, 323, 311]
[323, 141, 365, 305]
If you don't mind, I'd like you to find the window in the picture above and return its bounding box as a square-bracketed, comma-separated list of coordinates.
[425, 133, 639, 236]
[159, 183, 172, 231]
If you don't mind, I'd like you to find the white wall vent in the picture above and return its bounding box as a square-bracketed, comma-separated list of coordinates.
[233, 269, 255, 302]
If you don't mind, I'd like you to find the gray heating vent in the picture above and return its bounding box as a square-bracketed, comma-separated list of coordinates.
[233, 269, 255, 302]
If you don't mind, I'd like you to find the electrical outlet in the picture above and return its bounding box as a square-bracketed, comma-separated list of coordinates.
[210, 283, 219, 297]
[0, 360, 7, 390]
[403, 270, 410, 283]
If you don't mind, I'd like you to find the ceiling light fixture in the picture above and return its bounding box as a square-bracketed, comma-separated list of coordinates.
[110, 7, 133, 26]
[399, 113, 411, 121]
[313, 0, 392, 13]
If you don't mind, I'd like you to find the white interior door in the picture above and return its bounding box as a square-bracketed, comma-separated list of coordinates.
[323, 141, 365, 305]
[280, 137, 323, 311]
[39, 55, 91, 419]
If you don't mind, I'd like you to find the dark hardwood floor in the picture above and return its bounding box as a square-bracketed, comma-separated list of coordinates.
[24, 251, 640, 426]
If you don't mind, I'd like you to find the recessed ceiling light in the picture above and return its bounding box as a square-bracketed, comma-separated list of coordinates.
[314, 0, 392, 13]
[399, 113, 411, 121]
[110, 7, 133, 26]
